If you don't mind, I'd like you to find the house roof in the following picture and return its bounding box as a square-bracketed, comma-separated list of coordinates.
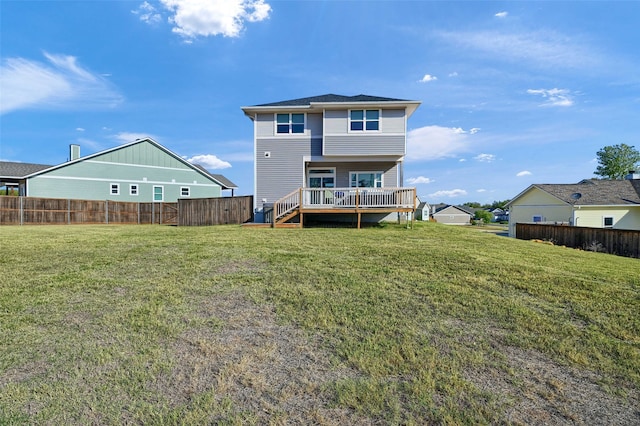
[254, 94, 412, 107]
[192, 165, 238, 189]
[241, 93, 421, 118]
[433, 204, 474, 215]
[4, 138, 237, 191]
[0, 161, 53, 181]
[508, 179, 640, 207]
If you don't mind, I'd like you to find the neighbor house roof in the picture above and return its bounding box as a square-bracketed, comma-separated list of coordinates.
[2, 138, 237, 191]
[192, 164, 238, 189]
[242, 93, 421, 118]
[0, 161, 53, 180]
[508, 179, 640, 207]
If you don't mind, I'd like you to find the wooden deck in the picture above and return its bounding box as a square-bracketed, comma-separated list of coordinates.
[271, 187, 416, 229]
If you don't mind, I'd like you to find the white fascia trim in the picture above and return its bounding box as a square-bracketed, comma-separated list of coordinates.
[84, 159, 191, 172]
[303, 155, 403, 162]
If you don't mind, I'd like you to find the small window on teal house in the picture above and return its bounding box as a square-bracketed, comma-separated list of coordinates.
[153, 186, 164, 202]
[110, 183, 120, 195]
[181, 187, 190, 197]
[130, 184, 138, 196]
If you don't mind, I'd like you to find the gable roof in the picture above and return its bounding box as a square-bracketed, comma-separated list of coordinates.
[0, 161, 53, 180]
[508, 179, 640, 207]
[433, 204, 474, 215]
[192, 164, 238, 189]
[15, 138, 236, 190]
[242, 93, 421, 118]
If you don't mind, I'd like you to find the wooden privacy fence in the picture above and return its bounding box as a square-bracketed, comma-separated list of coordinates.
[178, 195, 253, 226]
[0, 195, 253, 226]
[516, 223, 640, 259]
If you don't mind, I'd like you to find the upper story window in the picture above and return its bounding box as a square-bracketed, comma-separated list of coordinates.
[276, 113, 305, 134]
[350, 109, 380, 131]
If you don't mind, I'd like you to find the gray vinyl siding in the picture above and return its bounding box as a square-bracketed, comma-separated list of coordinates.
[256, 137, 317, 204]
[255, 113, 322, 138]
[323, 134, 405, 156]
[323, 108, 406, 156]
[306, 161, 399, 187]
[325, 108, 405, 135]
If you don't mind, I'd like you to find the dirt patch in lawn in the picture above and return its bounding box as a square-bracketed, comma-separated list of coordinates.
[465, 339, 640, 425]
[152, 290, 374, 424]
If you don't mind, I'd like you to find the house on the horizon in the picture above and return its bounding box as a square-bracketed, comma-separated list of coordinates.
[0, 138, 237, 203]
[506, 173, 640, 237]
[431, 204, 474, 225]
[241, 94, 421, 227]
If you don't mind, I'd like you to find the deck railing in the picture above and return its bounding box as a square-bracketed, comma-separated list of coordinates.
[273, 188, 301, 224]
[301, 187, 416, 209]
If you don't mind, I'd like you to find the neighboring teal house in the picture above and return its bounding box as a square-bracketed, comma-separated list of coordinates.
[11, 138, 236, 202]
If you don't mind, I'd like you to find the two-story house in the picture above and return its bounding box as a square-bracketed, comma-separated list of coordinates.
[241, 94, 421, 227]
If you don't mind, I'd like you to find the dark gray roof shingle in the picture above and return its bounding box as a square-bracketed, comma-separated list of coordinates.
[192, 164, 238, 189]
[255, 94, 411, 107]
[535, 179, 640, 205]
[0, 161, 52, 179]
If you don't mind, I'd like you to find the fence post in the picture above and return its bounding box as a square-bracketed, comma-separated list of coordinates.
[68, 199, 71, 225]
[20, 196, 23, 226]
[152, 202, 155, 225]
[105, 200, 109, 224]
[138, 202, 140, 224]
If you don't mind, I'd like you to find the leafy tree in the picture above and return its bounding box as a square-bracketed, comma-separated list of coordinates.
[463, 201, 481, 208]
[474, 210, 493, 224]
[594, 143, 640, 180]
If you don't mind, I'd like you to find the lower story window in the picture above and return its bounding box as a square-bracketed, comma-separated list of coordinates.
[181, 187, 190, 197]
[350, 172, 383, 188]
[110, 183, 120, 195]
[153, 186, 164, 202]
[603, 216, 614, 227]
[130, 184, 139, 196]
[533, 215, 543, 223]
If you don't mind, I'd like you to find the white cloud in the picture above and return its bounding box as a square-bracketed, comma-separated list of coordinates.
[477, 189, 487, 193]
[157, 0, 272, 39]
[132, 1, 162, 24]
[406, 176, 434, 185]
[76, 127, 85, 132]
[187, 154, 232, 170]
[436, 29, 600, 71]
[448, 72, 458, 77]
[0, 52, 122, 114]
[407, 125, 479, 161]
[474, 153, 496, 162]
[527, 88, 574, 107]
[517, 170, 532, 177]
[429, 189, 468, 198]
[495, 11, 508, 18]
[419, 74, 438, 83]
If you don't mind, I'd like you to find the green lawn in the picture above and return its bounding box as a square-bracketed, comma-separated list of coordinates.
[1, 223, 638, 424]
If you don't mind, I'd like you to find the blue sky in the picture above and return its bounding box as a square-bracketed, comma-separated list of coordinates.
[1, 1, 639, 204]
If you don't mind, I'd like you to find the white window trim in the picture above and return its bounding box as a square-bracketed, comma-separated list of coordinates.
[274, 112, 306, 135]
[307, 167, 336, 187]
[153, 185, 164, 202]
[180, 186, 191, 197]
[110, 183, 120, 195]
[130, 184, 139, 196]
[348, 109, 381, 133]
[603, 216, 614, 227]
[349, 171, 384, 188]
